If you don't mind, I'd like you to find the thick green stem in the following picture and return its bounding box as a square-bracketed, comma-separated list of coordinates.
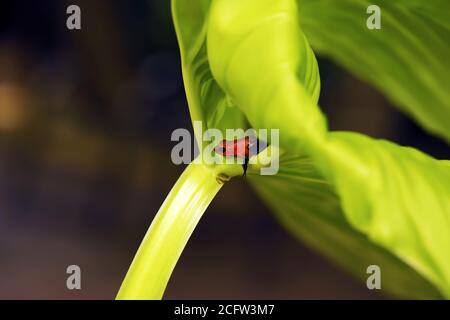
[116, 162, 223, 299]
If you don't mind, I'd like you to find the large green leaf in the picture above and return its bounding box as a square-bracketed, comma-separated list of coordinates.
[298, 0, 450, 142]
[206, 0, 450, 297]
[250, 151, 443, 299]
[172, 0, 245, 141]
[169, 0, 450, 298]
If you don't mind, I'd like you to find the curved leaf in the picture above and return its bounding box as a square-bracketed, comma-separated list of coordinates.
[172, 0, 245, 140]
[207, 0, 326, 151]
[250, 152, 443, 299]
[205, 0, 450, 298]
[298, 0, 450, 142]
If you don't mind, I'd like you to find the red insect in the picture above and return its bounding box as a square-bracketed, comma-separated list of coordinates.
[214, 135, 266, 176]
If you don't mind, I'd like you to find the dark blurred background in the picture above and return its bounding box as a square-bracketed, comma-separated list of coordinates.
[0, 0, 448, 299]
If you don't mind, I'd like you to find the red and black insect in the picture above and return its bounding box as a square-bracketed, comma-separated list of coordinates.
[214, 135, 267, 176]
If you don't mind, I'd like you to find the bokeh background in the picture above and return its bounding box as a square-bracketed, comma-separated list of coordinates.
[0, 0, 448, 299]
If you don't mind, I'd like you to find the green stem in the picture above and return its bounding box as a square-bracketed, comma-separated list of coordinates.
[116, 162, 223, 299]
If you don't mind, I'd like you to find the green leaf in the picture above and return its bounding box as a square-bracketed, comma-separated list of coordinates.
[172, 0, 245, 140]
[207, 0, 326, 151]
[205, 0, 450, 298]
[298, 0, 450, 142]
[249, 152, 443, 299]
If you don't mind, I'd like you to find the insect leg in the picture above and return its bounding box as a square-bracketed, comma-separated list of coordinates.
[243, 156, 249, 177]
